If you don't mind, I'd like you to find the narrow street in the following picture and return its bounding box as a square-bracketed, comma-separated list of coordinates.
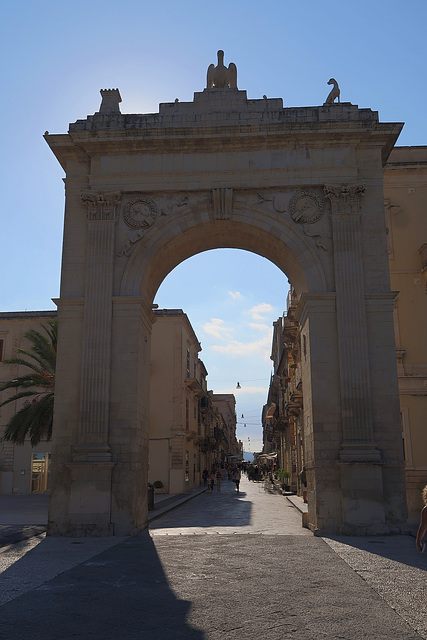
[0, 474, 425, 639]
[150, 472, 307, 536]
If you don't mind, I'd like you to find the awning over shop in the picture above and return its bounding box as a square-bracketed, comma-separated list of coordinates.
[258, 452, 278, 460]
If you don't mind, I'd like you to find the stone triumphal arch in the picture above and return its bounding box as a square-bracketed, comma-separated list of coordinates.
[46, 54, 407, 536]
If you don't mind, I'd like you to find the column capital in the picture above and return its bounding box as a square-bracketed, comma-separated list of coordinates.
[81, 190, 122, 221]
[324, 183, 366, 215]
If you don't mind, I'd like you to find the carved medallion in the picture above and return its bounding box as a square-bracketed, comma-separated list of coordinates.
[123, 196, 157, 229]
[289, 191, 323, 224]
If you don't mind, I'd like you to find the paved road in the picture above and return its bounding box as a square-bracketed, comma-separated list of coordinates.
[0, 475, 425, 639]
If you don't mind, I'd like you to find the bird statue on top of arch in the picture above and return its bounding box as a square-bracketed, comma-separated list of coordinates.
[207, 50, 238, 89]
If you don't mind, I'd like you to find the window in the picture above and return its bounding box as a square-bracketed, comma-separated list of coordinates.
[186, 399, 189, 430]
[186, 348, 190, 378]
[185, 451, 189, 484]
[0, 339, 3, 361]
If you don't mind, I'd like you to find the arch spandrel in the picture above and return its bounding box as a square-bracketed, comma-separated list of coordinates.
[119, 202, 330, 302]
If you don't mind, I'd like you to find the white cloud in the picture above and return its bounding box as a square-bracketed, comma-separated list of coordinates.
[249, 302, 274, 321]
[202, 318, 234, 341]
[248, 322, 270, 332]
[210, 333, 272, 361]
[228, 291, 242, 300]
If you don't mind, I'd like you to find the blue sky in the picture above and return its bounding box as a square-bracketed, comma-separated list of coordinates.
[1, 0, 426, 452]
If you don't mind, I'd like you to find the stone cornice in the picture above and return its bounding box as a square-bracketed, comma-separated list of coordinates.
[72, 121, 400, 148]
[45, 120, 402, 170]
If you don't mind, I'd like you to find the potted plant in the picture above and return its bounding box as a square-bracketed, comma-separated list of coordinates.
[276, 469, 291, 491]
[153, 480, 164, 493]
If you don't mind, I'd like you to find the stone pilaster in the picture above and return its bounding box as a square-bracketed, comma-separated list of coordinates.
[325, 184, 381, 463]
[76, 190, 122, 460]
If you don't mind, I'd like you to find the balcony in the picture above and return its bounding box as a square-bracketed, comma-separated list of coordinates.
[185, 377, 205, 398]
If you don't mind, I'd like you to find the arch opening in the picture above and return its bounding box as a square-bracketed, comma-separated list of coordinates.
[120, 206, 329, 304]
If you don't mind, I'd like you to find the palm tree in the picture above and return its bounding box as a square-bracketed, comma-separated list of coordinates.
[0, 319, 57, 446]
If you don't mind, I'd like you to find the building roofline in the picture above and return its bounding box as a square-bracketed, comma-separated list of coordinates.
[0, 311, 57, 319]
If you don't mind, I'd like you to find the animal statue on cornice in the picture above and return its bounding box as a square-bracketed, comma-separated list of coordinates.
[207, 50, 238, 89]
[325, 78, 340, 104]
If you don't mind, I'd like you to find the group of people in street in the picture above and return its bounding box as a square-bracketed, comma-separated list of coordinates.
[202, 464, 242, 493]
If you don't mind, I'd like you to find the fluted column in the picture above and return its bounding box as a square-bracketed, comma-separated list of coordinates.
[76, 190, 121, 460]
[325, 184, 380, 462]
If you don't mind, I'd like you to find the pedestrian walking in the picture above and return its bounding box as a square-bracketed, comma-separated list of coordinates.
[216, 469, 222, 492]
[300, 466, 308, 503]
[207, 472, 214, 492]
[202, 469, 208, 487]
[232, 467, 241, 492]
[416, 484, 427, 552]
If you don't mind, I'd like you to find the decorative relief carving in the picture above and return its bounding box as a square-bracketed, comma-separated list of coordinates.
[81, 190, 122, 221]
[256, 189, 329, 250]
[212, 188, 233, 220]
[289, 190, 323, 224]
[159, 195, 190, 216]
[123, 196, 157, 229]
[117, 193, 208, 257]
[117, 230, 147, 257]
[324, 184, 366, 215]
[300, 226, 328, 251]
[257, 193, 288, 213]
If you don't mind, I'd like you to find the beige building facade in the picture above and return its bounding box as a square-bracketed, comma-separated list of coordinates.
[384, 147, 427, 514]
[0, 312, 56, 496]
[149, 309, 203, 495]
[149, 308, 239, 495]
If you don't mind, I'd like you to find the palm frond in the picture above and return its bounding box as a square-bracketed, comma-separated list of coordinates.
[1, 320, 57, 446]
[0, 390, 39, 407]
[2, 356, 46, 374]
[3, 394, 54, 445]
[0, 372, 50, 392]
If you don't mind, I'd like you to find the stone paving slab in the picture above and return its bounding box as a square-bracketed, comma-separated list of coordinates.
[324, 535, 427, 639]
